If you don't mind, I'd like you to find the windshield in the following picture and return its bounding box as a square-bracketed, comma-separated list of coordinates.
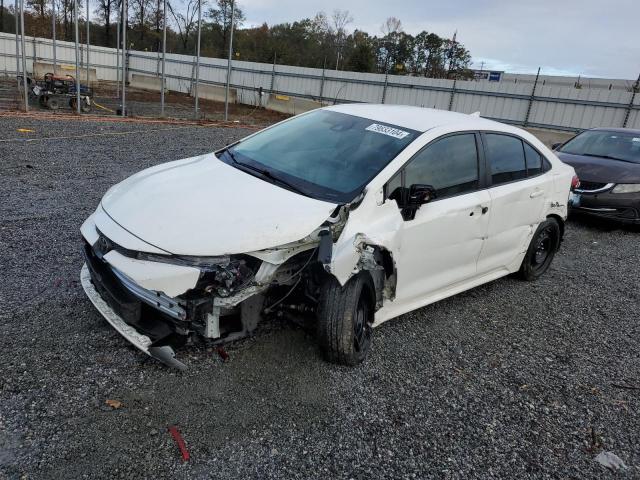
[559, 130, 640, 164]
[223, 110, 420, 202]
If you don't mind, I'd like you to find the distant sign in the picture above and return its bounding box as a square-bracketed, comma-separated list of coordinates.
[473, 70, 503, 82]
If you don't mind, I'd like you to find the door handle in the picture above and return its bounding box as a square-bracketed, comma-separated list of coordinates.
[530, 190, 544, 198]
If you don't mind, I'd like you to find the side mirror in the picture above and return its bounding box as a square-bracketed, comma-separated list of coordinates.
[551, 142, 562, 151]
[408, 184, 437, 206]
[401, 184, 436, 221]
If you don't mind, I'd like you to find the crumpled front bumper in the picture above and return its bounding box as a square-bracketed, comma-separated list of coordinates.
[80, 264, 187, 370]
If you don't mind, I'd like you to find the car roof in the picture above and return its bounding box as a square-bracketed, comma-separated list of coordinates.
[324, 103, 510, 133]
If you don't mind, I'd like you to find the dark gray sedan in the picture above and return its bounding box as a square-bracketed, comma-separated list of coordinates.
[554, 128, 640, 224]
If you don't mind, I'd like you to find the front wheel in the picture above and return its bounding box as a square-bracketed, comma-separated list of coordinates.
[519, 217, 561, 281]
[316, 273, 374, 366]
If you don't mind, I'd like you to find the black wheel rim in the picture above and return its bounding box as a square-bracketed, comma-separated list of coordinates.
[353, 295, 372, 353]
[532, 225, 553, 267]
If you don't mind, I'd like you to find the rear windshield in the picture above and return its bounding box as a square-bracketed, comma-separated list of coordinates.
[225, 110, 419, 202]
[559, 130, 640, 164]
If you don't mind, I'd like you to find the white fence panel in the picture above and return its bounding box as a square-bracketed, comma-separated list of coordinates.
[1, 32, 638, 132]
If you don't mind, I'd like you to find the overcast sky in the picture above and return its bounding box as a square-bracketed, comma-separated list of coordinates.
[239, 0, 639, 80]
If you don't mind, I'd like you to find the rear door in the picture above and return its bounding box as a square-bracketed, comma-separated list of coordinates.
[476, 133, 553, 273]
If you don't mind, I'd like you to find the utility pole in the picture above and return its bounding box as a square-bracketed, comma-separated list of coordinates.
[116, 5, 120, 98]
[86, 0, 90, 87]
[121, 0, 127, 116]
[447, 30, 457, 79]
[160, 0, 166, 116]
[74, 0, 80, 112]
[19, 0, 28, 111]
[14, 0, 19, 82]
[319, 56, 326, 104]
[622, 72, 640, 128]
[52, 0, 57, 72]
[224, 0, 235, 121]
[193, 0, 201, 118]
[523, 67, 541, 127]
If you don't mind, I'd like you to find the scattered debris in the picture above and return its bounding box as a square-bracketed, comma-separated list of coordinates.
[105, 399, 123, 409]
[216, 347, 229, 362]
[586, 426, 603, 453]
[168, 425, 190, 462]
[612, 382, 640, 391]
[25, 164, 34, 169]
[594, 451, 628, 471]
[17, 128, 35, 133]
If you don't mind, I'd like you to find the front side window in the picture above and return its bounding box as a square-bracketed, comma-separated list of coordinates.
[403, 134, 479, 198]
[223, 110, 419, 202]
[485, 134, 527, 185]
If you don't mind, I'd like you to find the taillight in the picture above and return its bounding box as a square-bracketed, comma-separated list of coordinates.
[571, 174, 580, 191]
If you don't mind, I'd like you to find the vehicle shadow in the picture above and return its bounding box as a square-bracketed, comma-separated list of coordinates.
[567, 213, 640, 233]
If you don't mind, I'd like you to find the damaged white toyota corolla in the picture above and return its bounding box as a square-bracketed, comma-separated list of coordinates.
[80, 104, 576, 369]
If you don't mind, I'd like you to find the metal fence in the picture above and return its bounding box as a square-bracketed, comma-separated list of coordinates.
[1, 32, 639, 131]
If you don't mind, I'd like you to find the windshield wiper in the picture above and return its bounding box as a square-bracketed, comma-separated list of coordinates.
[581, 153, 636, 163]
[224, 148, 309, 196]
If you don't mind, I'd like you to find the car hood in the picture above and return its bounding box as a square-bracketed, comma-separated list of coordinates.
[556, 152, 640, 183]
[101, 153, 338, 256]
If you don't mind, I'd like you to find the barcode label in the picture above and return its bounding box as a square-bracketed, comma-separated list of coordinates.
[365, 123, 410, 139]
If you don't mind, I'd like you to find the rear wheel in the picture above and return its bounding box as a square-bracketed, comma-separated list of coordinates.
[69, 97, 91, 112]
[47, 96, 60, 110]
[519, 217, 561, 281]
[316, 273, 374, 366]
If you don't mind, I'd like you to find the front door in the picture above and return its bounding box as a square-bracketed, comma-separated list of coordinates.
[390, 133, 492, 304]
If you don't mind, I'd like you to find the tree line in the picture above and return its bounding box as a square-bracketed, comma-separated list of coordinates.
[0, 0, 474, 78]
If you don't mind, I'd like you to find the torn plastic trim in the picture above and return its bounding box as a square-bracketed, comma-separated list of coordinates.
[80, 264, 186, 370]
[109, 266, 187, 321]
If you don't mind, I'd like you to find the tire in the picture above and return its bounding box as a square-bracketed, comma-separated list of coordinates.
[47, 97, 60, 110]
[316, 273, 375, 366]
[519, 217, 561, 281]
[81, 97, 92, 113]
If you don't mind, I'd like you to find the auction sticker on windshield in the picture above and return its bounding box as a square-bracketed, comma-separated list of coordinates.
[365, 123, 410, 139]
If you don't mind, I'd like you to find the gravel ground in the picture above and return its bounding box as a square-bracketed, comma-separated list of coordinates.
[0, 115, 638, 479]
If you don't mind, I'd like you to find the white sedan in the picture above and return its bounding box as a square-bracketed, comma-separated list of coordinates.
[80, 104, 576, 369]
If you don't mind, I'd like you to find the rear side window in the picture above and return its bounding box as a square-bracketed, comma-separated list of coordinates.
[404, 134, 479, 198]
[523, 142, 543, 175]
[485, 134, 526, 185]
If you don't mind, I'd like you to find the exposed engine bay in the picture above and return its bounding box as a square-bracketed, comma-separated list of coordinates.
[81, 202, 396, 369]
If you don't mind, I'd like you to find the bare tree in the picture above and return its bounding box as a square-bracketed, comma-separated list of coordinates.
[152, 0, 162, 51]
[95, 0, 117, 46]
[130, 0, 151, 42]
[207, 0, 244, 58]
[311, 11, 329, 34]
[331, 9, 352, 69]
[168, 0, 199, 50]
[61, 0, 81, 40]
[27, 0, 47, 18]
[27, 0, 51, 36]
[380, 16, 402, 72]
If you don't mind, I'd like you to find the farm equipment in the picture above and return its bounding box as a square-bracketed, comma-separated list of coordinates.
[30, 73, 93, 112]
